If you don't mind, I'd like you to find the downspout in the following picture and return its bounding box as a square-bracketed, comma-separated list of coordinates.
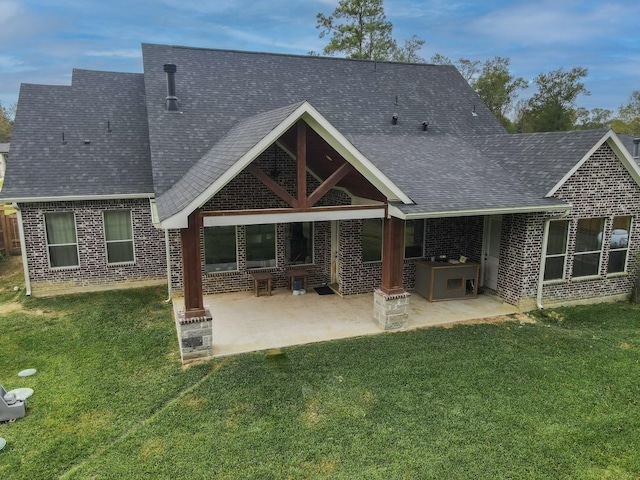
[164, 228, 172, 303]
[536, 213, 569, 310]
[13, 203, 31, 296]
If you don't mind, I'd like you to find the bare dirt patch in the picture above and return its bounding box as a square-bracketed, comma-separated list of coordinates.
[438, 312, 535, 328]
[0, 302, 22, 314]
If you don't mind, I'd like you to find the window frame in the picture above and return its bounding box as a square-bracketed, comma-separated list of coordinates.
[44, 212, 80, 269]
[361, 218, 383, 263]
[204, 225, 239, 273]
[607, 216, 632, 275]
[103, 210, 136, 265]
[572, 217, 605, 279]
[543, 219, 569, 282]
[245, 223, 277, 269]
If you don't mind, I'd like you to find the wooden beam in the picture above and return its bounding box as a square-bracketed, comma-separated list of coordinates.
[246, 164, 298, 208]
[181, 210, 205, 318]
[307, 162, 354, 207]
[297, 121, 307, 208]
[380, 216, 405, 295]
[201, 204, 385, 217]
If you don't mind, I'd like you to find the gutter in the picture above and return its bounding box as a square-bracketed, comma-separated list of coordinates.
[12, 203, 31, 296]
[164, 229, 172, 303]
[536, 212, 570, 310]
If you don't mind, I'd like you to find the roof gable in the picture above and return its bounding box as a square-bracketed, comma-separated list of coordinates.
[157, 101, 411, 228]
[547, 130, 640, 196]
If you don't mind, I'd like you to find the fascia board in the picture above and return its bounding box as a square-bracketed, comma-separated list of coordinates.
[2, 193, 155, 203]
[390, 203, 571, 220]
[202, 207, 386, 227]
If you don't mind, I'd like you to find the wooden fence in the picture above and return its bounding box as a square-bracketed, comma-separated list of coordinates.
[0, 205, 20, 256]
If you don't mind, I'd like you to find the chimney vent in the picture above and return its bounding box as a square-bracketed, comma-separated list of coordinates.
[163, 64, 179, 111]
[633, 138, 640, 160]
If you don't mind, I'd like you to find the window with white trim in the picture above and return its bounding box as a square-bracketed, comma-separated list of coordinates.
[104, 210, 135, 264]
[246, 224, 276, 268]
[544, 220, 569, 281]
[573, 218, 604, 278]
[608, 216, 631, 274]
[404, 219, 424, 259]
[204, 225, 238, 273]
[362, 218, 383, 262]
[45, 212, 79, 268]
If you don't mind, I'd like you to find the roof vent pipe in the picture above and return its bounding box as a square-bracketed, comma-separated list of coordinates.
[163, 64, 179, 111]
[633, 138, 640, 160]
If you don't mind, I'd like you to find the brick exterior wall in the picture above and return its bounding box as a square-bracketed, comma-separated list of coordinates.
[21, 199, 167, 295]
[497, 143, 640, 307]
[170, 146, 348, 295]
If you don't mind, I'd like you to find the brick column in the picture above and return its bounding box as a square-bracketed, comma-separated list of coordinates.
[373, 216, 410, 329]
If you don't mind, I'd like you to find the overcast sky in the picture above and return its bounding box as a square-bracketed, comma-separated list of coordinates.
[1, 0, 639, 116]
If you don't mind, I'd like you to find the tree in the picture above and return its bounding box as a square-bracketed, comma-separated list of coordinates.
[0, 101, 15, 143]
[516, 67, 589, 132]
[431, 55, 526, 131]
[611, 90, 640, 136]
[316, 0, 424, 62]
[574, 107, 613, 130]
[429, 55, 480, 84]
[473, 57, 528, 130]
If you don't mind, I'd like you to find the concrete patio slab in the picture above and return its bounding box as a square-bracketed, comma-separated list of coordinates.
[172, 288, 519, 358]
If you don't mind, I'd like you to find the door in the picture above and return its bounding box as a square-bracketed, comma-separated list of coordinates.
[482, 215, 502, 290]
[330, 220, 338, 285]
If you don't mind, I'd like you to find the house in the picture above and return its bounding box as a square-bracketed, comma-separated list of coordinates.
[2, 43, 640, 360]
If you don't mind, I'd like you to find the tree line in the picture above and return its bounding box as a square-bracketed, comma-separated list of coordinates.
[314, 0, 640, 135]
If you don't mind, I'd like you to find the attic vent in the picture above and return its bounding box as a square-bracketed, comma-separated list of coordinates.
[633, 138, 640, 160]
[163, 64, 179, 111]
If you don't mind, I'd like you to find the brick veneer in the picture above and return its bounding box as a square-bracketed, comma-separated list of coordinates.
[21, 199, 167, 295]
[498, 143, 640, 307]
[169, 146, 349, 295]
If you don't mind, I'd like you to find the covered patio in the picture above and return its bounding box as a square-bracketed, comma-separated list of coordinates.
[172, 289, 519, 358]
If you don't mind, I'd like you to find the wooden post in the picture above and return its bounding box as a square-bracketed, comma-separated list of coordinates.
[181, 210, 205, 318]
[297, 121, 307, 208]
[380, 216, 405, 295]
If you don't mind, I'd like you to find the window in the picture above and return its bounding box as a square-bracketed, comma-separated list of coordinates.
[204, 226, 237, 273]
[573, 218, 604, 278]
[45, 212, 79, 268]
[404, 219, 424, 259]
[246, 224, 276, 268]
[608, 216, 631, 274]
[104, 210, 135, 264]
[362, 218, 383, 262]
[285, 222, 313, 265]
[544, 220, 569, 281]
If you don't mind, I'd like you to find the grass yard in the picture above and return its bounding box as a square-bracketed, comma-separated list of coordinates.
[0, 256, 639, 479]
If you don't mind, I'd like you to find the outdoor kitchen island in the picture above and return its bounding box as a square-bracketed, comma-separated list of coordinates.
[414, 261, 480, 302]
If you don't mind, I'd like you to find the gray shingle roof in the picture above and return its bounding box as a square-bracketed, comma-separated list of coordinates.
[141, 43, 506, 200]
[157, 102, 305, 221]
[0, 70, 153, 201]
[348, 134, 567, 215]
[466, 129, 610, 197]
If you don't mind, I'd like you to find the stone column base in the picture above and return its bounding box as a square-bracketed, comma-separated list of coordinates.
[373, 289, 410, 330]
[176, 308, 213, 364]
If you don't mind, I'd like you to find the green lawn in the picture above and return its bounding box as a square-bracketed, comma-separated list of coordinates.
[0, 256, 639, 479]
